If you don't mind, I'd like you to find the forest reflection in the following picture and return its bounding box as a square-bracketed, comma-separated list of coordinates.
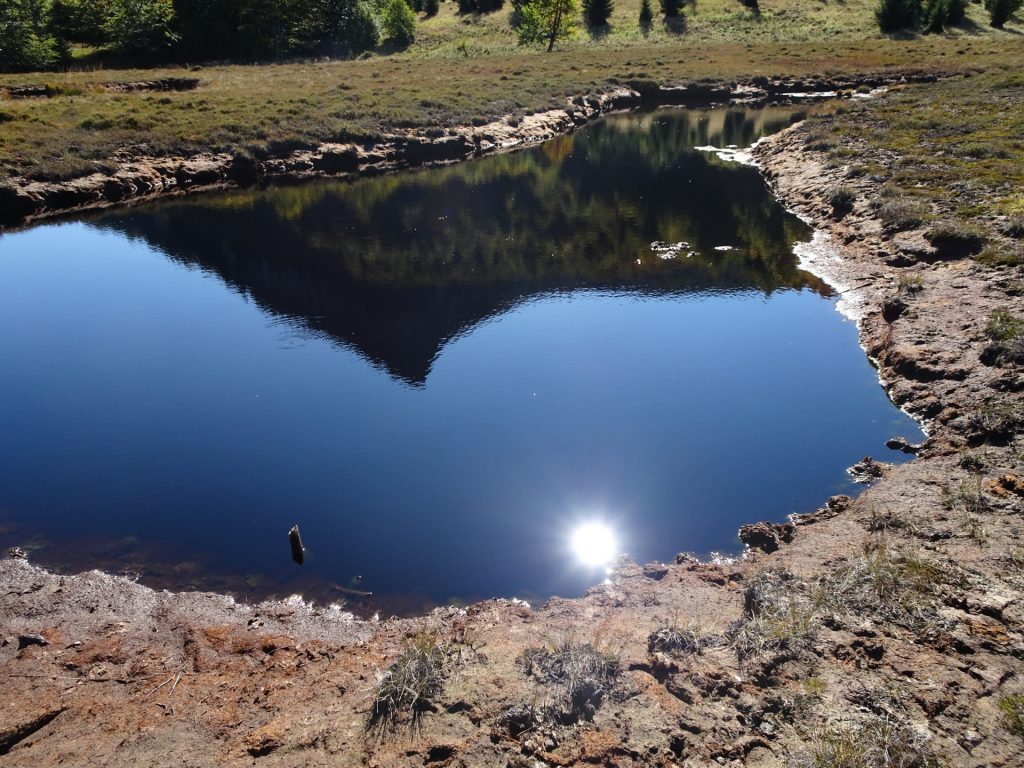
[95, 106, 822, 385]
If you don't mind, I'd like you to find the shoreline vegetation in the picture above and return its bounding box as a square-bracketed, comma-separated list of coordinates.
[0, 0, 1022, 225]
[2, 0, 1024, 765]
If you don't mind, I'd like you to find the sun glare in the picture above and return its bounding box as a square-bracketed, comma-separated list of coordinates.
[570, 521, 618, 568]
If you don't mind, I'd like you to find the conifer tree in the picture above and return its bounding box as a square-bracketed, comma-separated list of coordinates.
[583, 0, 612, 26]
[639, 0, 653, 24]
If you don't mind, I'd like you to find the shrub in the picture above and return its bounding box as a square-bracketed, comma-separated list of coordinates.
[516, 0, 578, 51]
[816, 542, 962, 631]
[639, 0, 653, 23]
[583, 0, 613, 25]
[796, 713, 941, 768]
[660, 0, 684, 16]
[302, 0, 381, 57]
[898, 273, 925, 293]
[378, 0, 416, 45]
[423, 0, 439, 14]
[876, 0, 922, 31]
[985, 0, 1022, 27]
[1004, 214, 1024, 239]
[923, 0, 969, 32]
[967, 400, 1021, 444]
[648, 624, 724, 656]
[726, 571, 819, 662]
[458, 0, 505, 10]
[986, 307, 1024, 342]
[977, 243, 1024, 268]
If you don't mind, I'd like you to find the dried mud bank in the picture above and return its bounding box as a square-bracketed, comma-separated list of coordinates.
[3, 87, 1024, 768]
[0, 70, 941, 230]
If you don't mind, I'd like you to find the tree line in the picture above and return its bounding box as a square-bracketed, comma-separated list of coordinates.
[0, 0, 418, 70]
[2, 0, 1019, 72]
[876, 0, 1020, 30]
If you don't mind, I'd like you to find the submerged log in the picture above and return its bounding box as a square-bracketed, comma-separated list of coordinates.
[288, 525, 305, 565]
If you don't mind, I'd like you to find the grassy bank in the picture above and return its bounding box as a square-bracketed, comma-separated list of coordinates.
[0, 0, 1021, 183]
[801, 68, 1024, 267]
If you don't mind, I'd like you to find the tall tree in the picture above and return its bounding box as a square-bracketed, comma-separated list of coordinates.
[984, 0, 1021, 27]
[516, 0, 577, 51]
[0, 0, 57, 70]
[638, 0, 652, 25]
[582, 0, 611, 26]
[103, 0, 177, 54]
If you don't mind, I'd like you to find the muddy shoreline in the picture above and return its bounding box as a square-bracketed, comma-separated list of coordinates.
[0, 70, 942, 231]
[3, 77, 1023, 767]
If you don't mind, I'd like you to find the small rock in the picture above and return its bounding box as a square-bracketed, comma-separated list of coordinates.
[986, 473, 1023, 498]
[848, 456, 884, 483]
[791, 495, 852, 525]
[882, 296, 908, 323]
[738, 521, 795, 553]
[885, 436, 920, 454]
[642, 562, 669, 580]
[6, 547, 27, 560]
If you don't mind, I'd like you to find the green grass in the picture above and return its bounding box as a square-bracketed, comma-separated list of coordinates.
[986, 307, 1024, 341]
[1000, 694, 1024, 738]
[0, 0, 1022, 182]
[803, 68, 1024, 264]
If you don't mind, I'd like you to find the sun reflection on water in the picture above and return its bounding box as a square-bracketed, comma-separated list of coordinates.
[569, 521, 618, 568]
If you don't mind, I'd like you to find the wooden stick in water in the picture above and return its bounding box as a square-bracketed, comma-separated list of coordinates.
[288, 524, 305, 565]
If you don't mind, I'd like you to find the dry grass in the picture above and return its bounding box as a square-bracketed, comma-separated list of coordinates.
[793, 712, 941, 768]
[367, 636, 450, 735]
[817, 538, 965, 632]
[648, 622, 725, 656]
[519, 636, 620, 723]
[726, 570, 819, 662]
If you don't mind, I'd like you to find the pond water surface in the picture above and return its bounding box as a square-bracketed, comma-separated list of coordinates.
[0, 107, 924, 615]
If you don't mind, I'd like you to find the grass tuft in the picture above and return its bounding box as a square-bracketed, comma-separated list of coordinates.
[794, 713, 940, 768]
[924, 219, 987, 254]
[367, 637, 449, 735]
[876, 196, 929, 231]
[726, 570, 819, 662]
[648, 623, 725, 656]
[986, 307, 1024, 342]
[520, 636, 620, 723]
[898, 272, 924, 293]
[816, 539, 964, 633]
[999, 694, 1024, 738]
[827, 184, 857, 217]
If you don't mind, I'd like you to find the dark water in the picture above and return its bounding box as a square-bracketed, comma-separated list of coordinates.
[0, 107, 923, 615]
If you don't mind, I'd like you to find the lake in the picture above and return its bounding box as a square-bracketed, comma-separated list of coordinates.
[0, 106, 923, 616]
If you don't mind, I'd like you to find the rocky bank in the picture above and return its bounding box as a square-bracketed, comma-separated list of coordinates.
[2, 85, 1024, 767]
